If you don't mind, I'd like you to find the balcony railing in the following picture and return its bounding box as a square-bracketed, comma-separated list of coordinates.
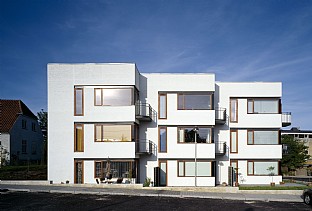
[282, 112, 291, 127]
[215, 142, 227, 156]
[215, 107, 226, 125]
[135, 102, 156, 122]
[135, 140, 156, 155]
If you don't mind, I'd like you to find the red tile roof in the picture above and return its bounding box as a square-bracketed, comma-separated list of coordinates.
[0, 99, 37, 133]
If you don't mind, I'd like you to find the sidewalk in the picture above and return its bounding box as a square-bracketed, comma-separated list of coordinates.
[0, 182, 304, 203]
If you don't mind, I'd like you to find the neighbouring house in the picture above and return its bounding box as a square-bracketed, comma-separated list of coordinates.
[48, 63, 291, 186]
[281, 127, 312, 176]
[0, 99, 44, 165]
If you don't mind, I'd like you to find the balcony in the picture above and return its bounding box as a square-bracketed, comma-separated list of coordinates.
[135, 102, 156, 122]
[135, 140, 156, 155]
[282, 112, 291, 127]
[215, 107, 226, 125]
[215, 142, 227, 156]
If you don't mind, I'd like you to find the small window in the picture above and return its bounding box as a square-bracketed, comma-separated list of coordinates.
[299, 134, 304, 138]
[74, 87, 84, 116]
[159, 127, 167, 153]
[22, 140, 27, 154]
[158, 93, 167, 119]
[22, 120, 27, 129]
[230, 98, 238, 122]
[74, 124, 84, 152]
[31, 141, 37, 154]
[31, 123, 36, 132]
[230, 130, 238, 153]
[309, 135, 312, 138]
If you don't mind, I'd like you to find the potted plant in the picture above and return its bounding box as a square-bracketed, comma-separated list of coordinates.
[267, 166, 275, 186]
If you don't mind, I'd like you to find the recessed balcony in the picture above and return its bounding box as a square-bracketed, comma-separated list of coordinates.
[282, 112, 291, 127]
[135, 102, 156, 122]
[215, 107, 226, 125]
[215, 142, 227, 156]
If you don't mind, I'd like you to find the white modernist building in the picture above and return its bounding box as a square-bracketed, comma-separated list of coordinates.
[48, 63, 291, 186]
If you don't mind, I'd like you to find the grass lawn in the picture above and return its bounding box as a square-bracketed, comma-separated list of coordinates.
[0, 165, 47, 180]
[239, 185, 308, 190]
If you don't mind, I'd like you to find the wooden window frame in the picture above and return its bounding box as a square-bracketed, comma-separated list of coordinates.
[230, 98, 238, 123]
[158, 93, 167, 119]
[94, 88, 103, 106]
[177, 93, 212, 110]
[93, 87, 135, 106]
[74, 160, 84, 184]
[230, 130, 238, 153]
[247, 160, 280, 176]
[74, 123, 84, 152]
[177, 160, 213, 177]
[247, 130, 280, 145]
[247, 98, 280, 114]
[74, 87, 84, 116]
[159, 126, 167, 153]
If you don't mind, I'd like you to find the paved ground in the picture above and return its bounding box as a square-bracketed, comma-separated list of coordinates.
[0, 191, 310, 211]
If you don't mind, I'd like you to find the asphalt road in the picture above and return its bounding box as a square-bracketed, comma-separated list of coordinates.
[0, 191, 310, 211]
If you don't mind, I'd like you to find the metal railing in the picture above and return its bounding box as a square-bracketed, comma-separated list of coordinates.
[215, 142, 227, 155]
[135, 140, 156, 155]
[135, 102, 157, 121]
[215, 107, 226, 124]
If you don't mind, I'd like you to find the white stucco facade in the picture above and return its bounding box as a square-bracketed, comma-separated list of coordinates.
[48, 63, 288, 186]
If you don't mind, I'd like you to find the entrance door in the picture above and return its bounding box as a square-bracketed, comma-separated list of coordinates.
[159, 160, 167, 186]
[74, 160, 84, 184]
[230, 160, 238, 186]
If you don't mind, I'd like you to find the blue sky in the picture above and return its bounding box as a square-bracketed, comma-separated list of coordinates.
[1, 0, 312, 129]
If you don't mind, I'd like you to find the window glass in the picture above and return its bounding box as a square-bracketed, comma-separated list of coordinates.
[103, 125, 131, 142]
[247, 131, 253, 144]
[230, 99, 237, 122]
[253, 100, 278, 113]
[159, 127, 167, 152]
[103, 89, 132, 106]
[75, 88, 83, 115]
[253, 131, 278, 144]
[248, 161, 253, 174]
[197, 162, 211, 176]
[95, 89, 102, 105]
[178, 127, 212, 143]
[254, 162, 278, 175]
[178, 94, 211, 110]
[75, 124, 84, 152]
[159, 94, 167, 119]
[178, 162, 184, 176]
[95, 125, 102, 142]
[247, 99, 253, 113]
[185, 162, 195, 176]
[22, 140, 27, 154]
[230, 131, 237, 153]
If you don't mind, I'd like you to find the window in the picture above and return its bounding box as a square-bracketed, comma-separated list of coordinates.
[158, 93, 167, 119]
[159, 127, 167, 152]
[74, 160, 84, 184]
[247, 161, 278, 175]
[230, 98, 238, 122]
[94, 88, 134, 106]
[31, 123, 36, 132]
[94, 125, 134, 142]
[94, 160, 136, 178]
[74, 87, 84, 116]
[309, 135, 312, 138]
[230, 130, 238, 153]
[247, 130, 279, 145]
[178, 161, 212, 177]
[178, 93, 212, 110]
[247, 99, 279, 114]
[74, 124, 84, 152]
[178, 127, 213, 143]
[22, 140, 27, 154]
[31, 141, 37, 154]
[22, 120, 27, 129]
[299, 134, 304, 138]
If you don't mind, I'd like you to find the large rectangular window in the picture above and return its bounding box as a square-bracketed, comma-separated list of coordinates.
[94, 125, 133, 142]
[74, 124, 84, 152]
[178, 161, 212, 177]
[94, 160, 136, 178]
[247, 161, 278, 175]
[74, 87, 84, 116]
[158, 93, 167, 119]
[178, 127, 213, 143]
[230, 130, 238, 153]
[230, 98, 238, 122]
[247, 99, 279, 114]
[178, 93, 212, 110]
[94, 88, 134, 106]
[247, 130, 279, 145]
[159, 127, 167, 152]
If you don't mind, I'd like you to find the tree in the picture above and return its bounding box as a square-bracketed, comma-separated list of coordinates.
[281, 135, 310, 173]
[37, 109, 47, 164]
